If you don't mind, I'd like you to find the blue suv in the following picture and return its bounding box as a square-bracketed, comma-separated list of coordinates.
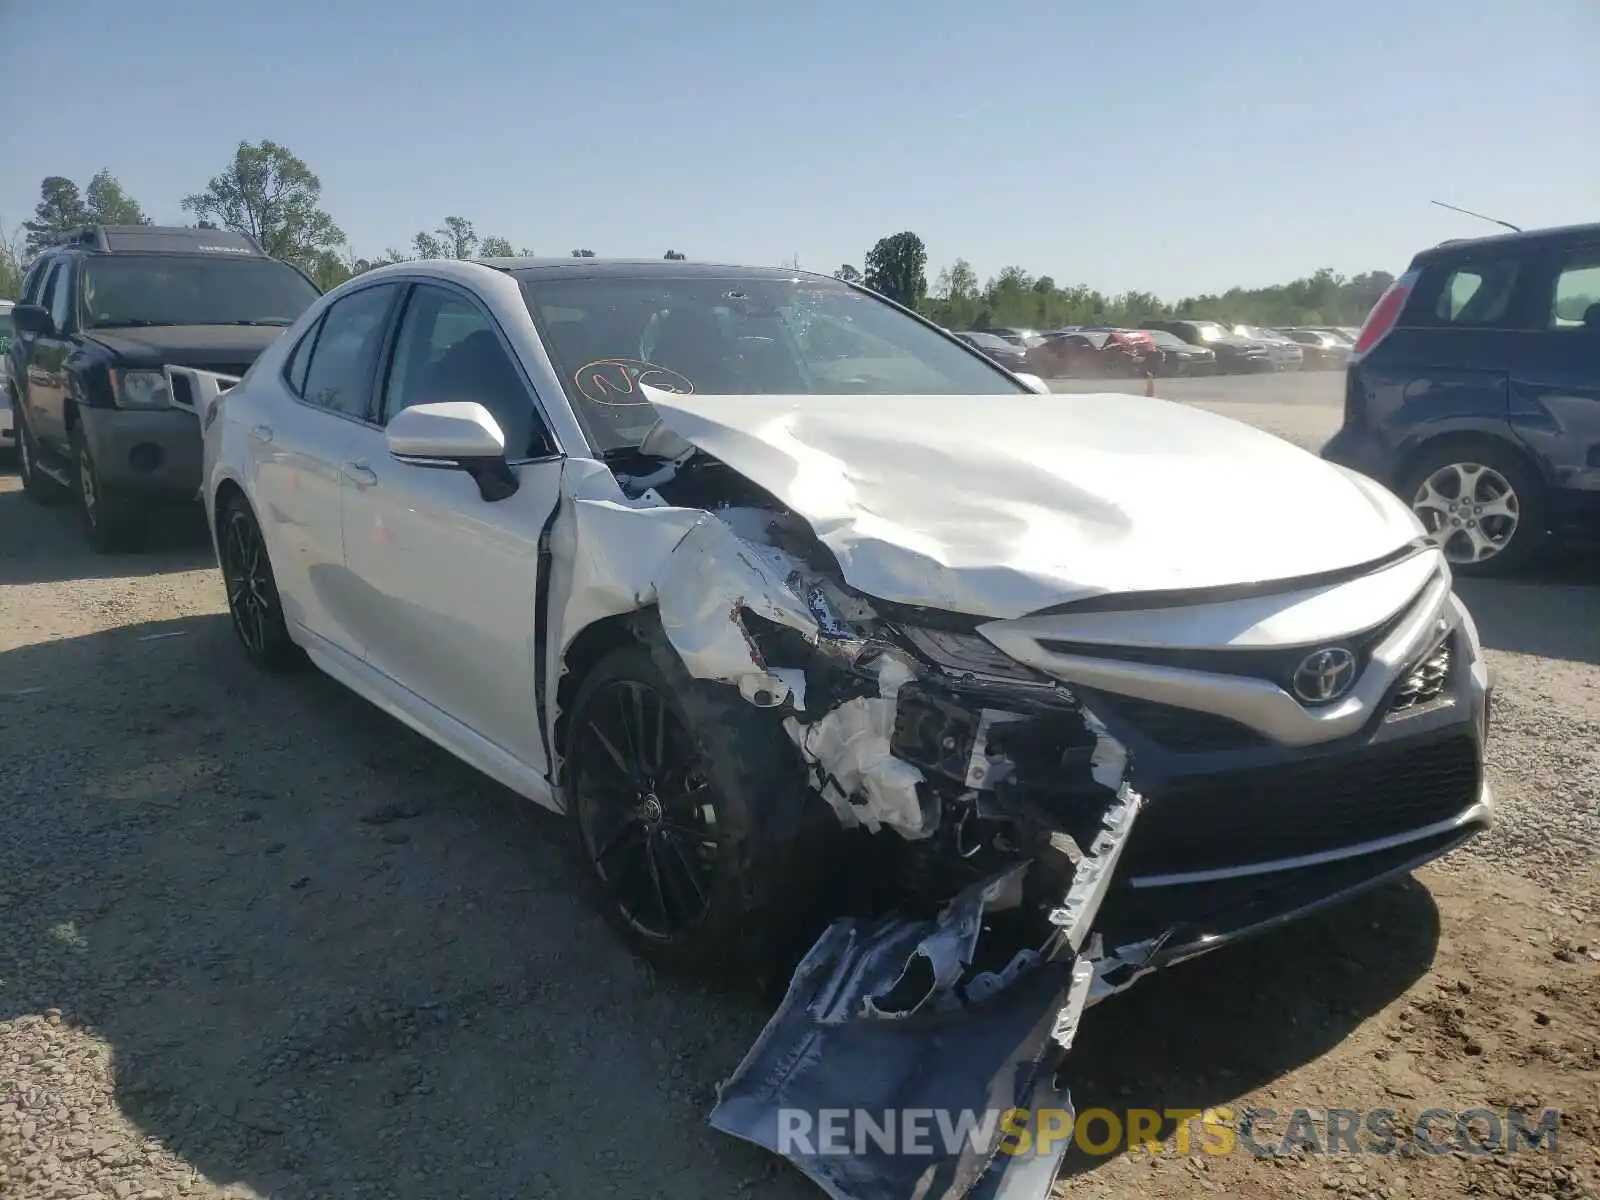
[1322, 222, 1600, 575]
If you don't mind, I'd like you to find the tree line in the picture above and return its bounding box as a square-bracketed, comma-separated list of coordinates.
[840, 231, 1395, 330]
[1, 141, 691, 295]
[4, 140, 1391, 328]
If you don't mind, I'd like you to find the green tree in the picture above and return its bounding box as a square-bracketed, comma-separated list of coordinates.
[863, 232, 928, 308]
[0, 220, 27, 298]
[182, 140, 345, 268]
[84, 170, 149, 225]
[664, 249, 686, 260]
[310, 249, 352, 291]
[479, 235, 515, 257]
[834, 264, 862, 284]
[411, 216, 484, 260]
[571, 248, 596, 257]
[24, 177, 90, 254]
[438, 216, 478, 259]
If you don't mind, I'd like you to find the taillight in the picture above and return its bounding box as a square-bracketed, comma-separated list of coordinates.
[1351, 269, 1418, 358]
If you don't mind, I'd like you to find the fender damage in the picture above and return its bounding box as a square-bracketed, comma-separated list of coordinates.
[542, 430, 1161, 1200]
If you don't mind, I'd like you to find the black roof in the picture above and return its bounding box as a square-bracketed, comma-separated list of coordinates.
[482, 256, 837, 284]
[46, 225, 265, 256]
[1411, 221, 1600, 265]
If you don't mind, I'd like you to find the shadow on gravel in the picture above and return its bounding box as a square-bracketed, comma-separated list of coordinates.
[0, 482, 216, 585]
[0, 614, 1441, 1199]
[1058, 875, 1439, 1177]
[1457, 553, 1600, 667]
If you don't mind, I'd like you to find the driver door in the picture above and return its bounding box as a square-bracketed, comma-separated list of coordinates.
[340, 281, 564, 775]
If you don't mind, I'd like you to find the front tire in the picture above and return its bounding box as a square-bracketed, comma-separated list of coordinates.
[1401, 439, 1546, 576]
[73, 428, 148, 553]
[218, 495, 299, 669]
[565, 639, 841, 977]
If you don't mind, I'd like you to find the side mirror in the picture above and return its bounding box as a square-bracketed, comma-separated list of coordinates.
[12, 304, 55, 337]
[385, 401, 519, 502]
[1013, 371, 1052, 395]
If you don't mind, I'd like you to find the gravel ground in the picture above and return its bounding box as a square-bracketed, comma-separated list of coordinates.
[2, 391, 1597, 1200]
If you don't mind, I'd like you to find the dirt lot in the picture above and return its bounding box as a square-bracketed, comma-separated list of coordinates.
[3, 386, 1598, 1200]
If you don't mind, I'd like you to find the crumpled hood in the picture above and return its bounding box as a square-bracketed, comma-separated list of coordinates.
[644, 389, 1423, 620]
[83, 324, 284, 369]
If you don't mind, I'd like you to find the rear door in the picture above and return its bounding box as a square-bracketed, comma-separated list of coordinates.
[1357, 246, 1544, 470]
[251, 282, 403, 659]
[1508, 241, 1600, 538]
[24, 261, 74, 449]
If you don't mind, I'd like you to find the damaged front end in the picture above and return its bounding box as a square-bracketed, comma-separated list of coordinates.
[612, 475, 1151, 1197]
[550, 429, 1165, 1200]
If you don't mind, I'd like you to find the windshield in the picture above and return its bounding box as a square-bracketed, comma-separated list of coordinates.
[0, 310, 12, 356]
[1146, 330, 1187, 349]
[518, 272, 1027, 452]
[81, 256, 321, 329]
[1191, 322, 1231, 342]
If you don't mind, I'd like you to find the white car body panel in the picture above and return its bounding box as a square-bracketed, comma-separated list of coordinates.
[339, 422, 560, 775]
[642, 388, 1423, 620]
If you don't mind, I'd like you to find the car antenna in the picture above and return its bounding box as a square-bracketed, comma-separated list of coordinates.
[1429, 200, 1522, 234]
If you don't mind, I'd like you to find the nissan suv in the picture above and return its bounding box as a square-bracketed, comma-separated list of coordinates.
[6, 224, 320, 551]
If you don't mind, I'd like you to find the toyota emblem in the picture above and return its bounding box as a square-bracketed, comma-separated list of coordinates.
[1291, 647, 1358, 703]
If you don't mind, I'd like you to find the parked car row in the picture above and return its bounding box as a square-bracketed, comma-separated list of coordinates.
[954, 319, 1358, 378]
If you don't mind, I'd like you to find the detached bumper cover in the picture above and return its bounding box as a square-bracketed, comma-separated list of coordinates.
[712, 795, 1145, 1200]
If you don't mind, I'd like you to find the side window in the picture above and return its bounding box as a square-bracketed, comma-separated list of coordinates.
[49, 262, 75, 333]
[20, 259, 49, 306]
[282, 314, 324, 396]
[299, 285, 397, 419]
[1428, 259, 1521, 326]
[381, 285, 553, 459]
[1548, 257, 1600, 332]
[37, 264, 62, 324]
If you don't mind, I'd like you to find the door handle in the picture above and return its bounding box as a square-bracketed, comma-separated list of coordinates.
[249, 424, 273, 444]
[342, 460, 379, 488]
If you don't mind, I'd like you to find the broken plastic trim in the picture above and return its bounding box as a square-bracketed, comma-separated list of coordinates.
[711, 787, 1148, 1200]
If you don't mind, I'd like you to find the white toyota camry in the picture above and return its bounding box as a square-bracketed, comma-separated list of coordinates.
[195, 257, 1492, 1199]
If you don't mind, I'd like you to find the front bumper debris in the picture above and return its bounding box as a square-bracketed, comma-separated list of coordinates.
[710, 789, 1145, 1200]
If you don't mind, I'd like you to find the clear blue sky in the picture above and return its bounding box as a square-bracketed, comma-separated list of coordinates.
[1, 0, 1594, 298]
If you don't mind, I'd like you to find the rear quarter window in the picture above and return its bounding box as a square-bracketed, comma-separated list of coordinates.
[1411, 257, 1524, 328]
[1549, 258, 1600, 329]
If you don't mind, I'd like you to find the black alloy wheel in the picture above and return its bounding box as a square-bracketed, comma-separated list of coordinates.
[219, 498, 297, 668]
[571, 677, 722, 944]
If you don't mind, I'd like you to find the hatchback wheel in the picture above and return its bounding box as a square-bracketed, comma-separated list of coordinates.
[1403, 441, 1546, 576]
[219, 496, 299, 668]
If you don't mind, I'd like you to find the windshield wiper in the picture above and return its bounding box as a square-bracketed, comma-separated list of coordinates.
[223, 319, 294, 327]
[93, 320, 179, 328]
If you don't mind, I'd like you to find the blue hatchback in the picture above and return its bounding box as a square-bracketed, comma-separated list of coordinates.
[1322, 222, 1600, 575]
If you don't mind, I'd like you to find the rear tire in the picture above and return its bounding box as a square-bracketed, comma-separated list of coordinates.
[15, 405, 70, 505]
[1400, 438, 1546, 577]
[218, 495, 300, 669]
[564, 638, 842, 979]
[73, 428, 148, 553]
